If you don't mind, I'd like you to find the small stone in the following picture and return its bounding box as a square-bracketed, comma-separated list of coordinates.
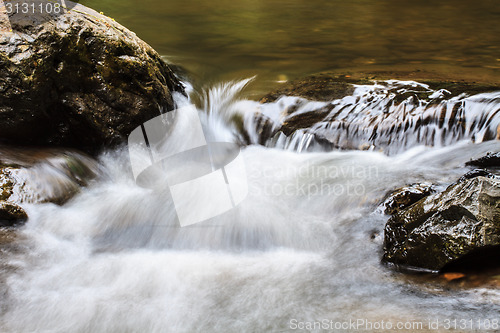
[0, 201, 27, 227]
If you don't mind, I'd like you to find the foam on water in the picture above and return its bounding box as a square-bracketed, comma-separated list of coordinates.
[1, 80, 499, 332]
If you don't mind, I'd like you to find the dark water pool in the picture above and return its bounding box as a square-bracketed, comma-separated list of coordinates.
[81, 0, 500, 92]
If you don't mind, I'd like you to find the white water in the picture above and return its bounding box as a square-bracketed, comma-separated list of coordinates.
[1, 80, 500, 332]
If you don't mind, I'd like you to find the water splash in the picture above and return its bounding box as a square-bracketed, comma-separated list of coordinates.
[0, 147, 99, 204]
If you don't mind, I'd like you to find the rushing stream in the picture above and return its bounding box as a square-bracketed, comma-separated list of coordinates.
[0, 80, 499, 332]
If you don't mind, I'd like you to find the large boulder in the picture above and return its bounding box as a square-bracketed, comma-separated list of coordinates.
[383, 176, 500, 272]
[0, 2, 184, 154]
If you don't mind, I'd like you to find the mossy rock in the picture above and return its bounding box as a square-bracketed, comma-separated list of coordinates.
[0, 2, 184, 154]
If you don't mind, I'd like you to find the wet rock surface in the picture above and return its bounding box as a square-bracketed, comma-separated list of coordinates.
[383, 183, 436, 215]
[458, 168, 498, 182]
[466, 152, 500, 169]
[0, 147, 98, 204]
[260, 74, 362, 103]
[383, 176, 500, 272]
[0, 1, 184, 154]
[261, 72, 500, 103]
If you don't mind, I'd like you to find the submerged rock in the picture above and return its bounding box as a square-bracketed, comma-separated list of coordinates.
[0, 2, 184, 154]
[263, 72, 500, 103]
[383, 176, 500, 272]
[260, 74, 362, 103]
[0, 228, 17, 245]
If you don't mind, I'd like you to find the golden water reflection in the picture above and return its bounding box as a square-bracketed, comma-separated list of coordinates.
[81, 0, 500, 90]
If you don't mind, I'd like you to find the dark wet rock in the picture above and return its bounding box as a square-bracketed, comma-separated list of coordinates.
[441, 245, 500, 273]
[383, 183, 436, 215]
[0, 201, 27, 227]
[466, 152, 500, 168]
[0, 2, 184, 154]
[383, 176, 500, 272]
[279, 104, 334, 137]
[458, 169, 498, 183]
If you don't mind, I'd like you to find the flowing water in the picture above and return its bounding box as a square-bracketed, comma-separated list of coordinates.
[0, 80, 499, 332]
[1, 0, 500, 332]
[243, 81, 500, 154]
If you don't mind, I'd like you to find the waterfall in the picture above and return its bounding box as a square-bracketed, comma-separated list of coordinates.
[237, 81, 500, 154]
